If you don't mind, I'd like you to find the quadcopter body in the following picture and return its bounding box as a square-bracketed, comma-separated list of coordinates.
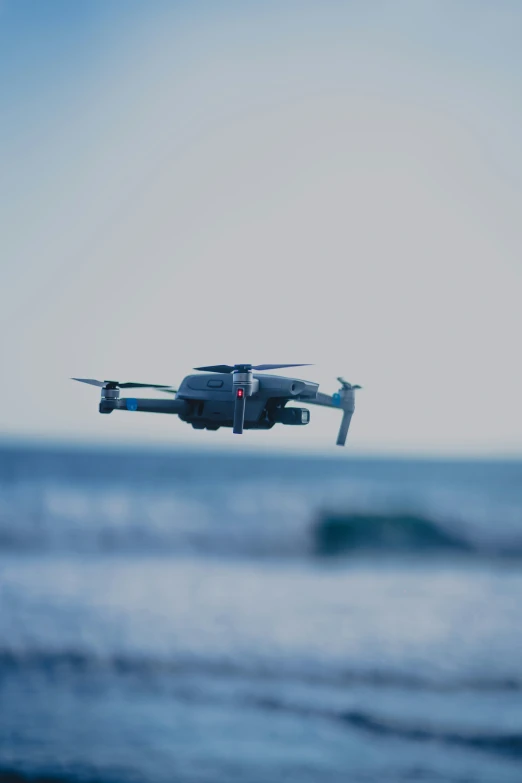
[72, 364, 360, 446]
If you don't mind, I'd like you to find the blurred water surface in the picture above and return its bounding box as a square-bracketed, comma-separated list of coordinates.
[0, 443, 521, 783]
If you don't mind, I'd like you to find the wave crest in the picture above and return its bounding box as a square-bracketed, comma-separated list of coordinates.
[313, 512, 483, 557]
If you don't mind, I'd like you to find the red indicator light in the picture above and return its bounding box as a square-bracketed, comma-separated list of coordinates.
[237, 388, 244, 398]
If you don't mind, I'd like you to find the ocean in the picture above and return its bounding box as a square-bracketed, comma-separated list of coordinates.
[0, 443, 521, 783]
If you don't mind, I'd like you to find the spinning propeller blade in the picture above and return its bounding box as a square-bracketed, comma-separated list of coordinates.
[71, 378, 105, 387]
[194, 363, 312, 374]
[252, 364, 312, 372]
[194, 365, 236, 374]
[72, 378, 170, 389]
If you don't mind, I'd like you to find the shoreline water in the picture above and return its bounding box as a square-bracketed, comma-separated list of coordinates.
[1, 445, 521, 782]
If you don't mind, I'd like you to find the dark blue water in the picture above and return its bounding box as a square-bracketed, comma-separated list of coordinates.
[1, 443, 521, 782]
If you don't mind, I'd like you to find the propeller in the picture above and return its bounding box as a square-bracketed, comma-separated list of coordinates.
[72, 378, 170, 389]
[337, 377, 362, 391]
[195, 364, 312, 374]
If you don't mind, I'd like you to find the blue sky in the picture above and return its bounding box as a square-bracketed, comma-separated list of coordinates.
[1, 1, 521, 453]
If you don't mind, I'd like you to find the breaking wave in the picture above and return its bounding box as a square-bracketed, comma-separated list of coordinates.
[1, 443, 521, 559]
[313, 511, 489, 557]
[1, 492, 521, 560]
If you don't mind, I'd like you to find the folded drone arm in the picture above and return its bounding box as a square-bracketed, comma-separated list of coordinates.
[300, 391, 338, 408]
[102, 398, 190, 415]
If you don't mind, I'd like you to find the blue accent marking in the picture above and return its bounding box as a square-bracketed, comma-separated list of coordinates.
[332, 393, 342, 407]
[126, 398, 138, 411]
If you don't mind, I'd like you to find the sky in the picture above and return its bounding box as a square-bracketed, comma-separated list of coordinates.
[1, 0, 521, 455]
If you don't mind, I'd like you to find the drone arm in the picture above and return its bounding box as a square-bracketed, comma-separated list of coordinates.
[298, 392, 338, 408]
[101, 398, 190, 415]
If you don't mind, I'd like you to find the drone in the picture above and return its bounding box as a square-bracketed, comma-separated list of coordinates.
[72, 364, 361, 446]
